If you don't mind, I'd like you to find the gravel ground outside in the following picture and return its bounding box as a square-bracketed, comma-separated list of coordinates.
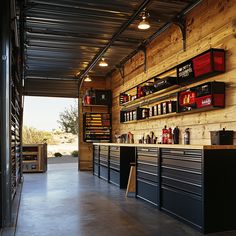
[48, 155, 78, 164]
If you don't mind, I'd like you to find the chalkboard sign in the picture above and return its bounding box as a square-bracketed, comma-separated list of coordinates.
[177, 59, 194, 83]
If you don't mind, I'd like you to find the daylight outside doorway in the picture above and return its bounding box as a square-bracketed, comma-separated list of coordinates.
[23, 96, 78, 165]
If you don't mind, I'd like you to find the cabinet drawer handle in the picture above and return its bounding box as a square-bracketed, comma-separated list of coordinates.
[167, 150, 185, 155]
[139, 148, 149, 152]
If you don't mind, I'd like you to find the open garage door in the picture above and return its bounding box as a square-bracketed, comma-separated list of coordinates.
[23, 78, 79, 98]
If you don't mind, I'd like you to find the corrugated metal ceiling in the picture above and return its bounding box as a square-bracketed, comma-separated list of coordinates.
[23, 0, 202, 97]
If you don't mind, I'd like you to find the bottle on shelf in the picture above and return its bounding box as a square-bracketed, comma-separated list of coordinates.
[184, 128, 190, 144]
[84, 90, 91, 105]
[173, 126, 180, 144]
[162, 125, 168, 144]
[167, 127, 172, 144]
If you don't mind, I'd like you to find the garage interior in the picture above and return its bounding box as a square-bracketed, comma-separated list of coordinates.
[1, 0, 236, 235]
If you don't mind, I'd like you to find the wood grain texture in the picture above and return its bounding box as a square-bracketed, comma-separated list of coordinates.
[79, 77, 110, 170]
[93, 143, 236, 150]
[109, 0, 236, 145]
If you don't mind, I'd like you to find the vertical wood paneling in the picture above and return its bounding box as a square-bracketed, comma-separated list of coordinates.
[109, 0, 236, 145]
[79, 77, 110, 170]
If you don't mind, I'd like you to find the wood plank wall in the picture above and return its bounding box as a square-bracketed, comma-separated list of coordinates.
[109, 0, 236, 145]
[79, 77, 110, 170]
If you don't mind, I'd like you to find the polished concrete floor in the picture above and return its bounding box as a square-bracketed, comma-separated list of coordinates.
[16, 162, 236, 236]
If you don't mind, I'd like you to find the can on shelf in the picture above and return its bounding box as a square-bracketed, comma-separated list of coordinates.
[162, 102, 167, 114]
[158, 103, 162, 115]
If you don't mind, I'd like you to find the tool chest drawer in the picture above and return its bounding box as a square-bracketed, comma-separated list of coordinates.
[137, 170, 158, 183]
[137, 178, 159, 206]
[161, 166, 201, 185]
[100, 165, 108, 180]
[161, 186, 203, 228]
[137, 147, 158, 157]
[110, 160, 120, 171]
[137, 162, 158, 174]
[161, 148, 202, 159]
[93, 163, 99, 176]
[109, 168, 119, 186]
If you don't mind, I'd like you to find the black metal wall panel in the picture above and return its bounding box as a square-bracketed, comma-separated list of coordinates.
[23, 78, 79, 98]
[0, 0, 12, 227]
[23, 0, 202, 86]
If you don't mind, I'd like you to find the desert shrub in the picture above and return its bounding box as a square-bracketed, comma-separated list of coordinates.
[23, 126, 57, 145]
[57, 104, 78, 135]
[71, 150, 78, 157]
[54, 152, 62, 157]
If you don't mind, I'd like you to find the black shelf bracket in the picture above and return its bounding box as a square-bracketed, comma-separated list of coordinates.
[173, 16, 186, 51]
[117, 64, 125, 84]
[139, 45, 147, 73]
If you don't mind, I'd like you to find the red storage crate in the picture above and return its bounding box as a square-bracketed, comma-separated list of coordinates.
[192, 49, 225, 78]
[195, 94, 225, 108]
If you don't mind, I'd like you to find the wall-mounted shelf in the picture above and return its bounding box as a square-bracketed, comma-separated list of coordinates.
[83, 104, 109, 108]
[121, 85, 179, 110]
[83, 113, 111, 142]
[119, 49, 226, 124]
[120, 81, 225, 124]
[83, 89, 112, 107]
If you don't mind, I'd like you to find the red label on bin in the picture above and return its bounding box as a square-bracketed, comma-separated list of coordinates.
[192, 52, 212, 78]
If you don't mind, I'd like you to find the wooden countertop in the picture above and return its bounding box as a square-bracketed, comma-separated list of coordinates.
[93, 143, 236, 150]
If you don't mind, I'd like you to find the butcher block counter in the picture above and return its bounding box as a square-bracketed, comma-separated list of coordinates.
[93, 143, 236, 234]
[93, 142, 236, 149]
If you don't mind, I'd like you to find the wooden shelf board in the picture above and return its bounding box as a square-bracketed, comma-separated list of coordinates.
[22, 152, 38, 155]
[83, 104, 109, 107]
[23, 160, 37, 163]
[121, 106, 224, 124]
[120, 85, 180, 108]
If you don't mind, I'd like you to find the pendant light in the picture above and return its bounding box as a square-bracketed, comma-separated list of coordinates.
[138, 11, 150, 30]
[84, 75, 92, 82]
[99, 58, 108, 67]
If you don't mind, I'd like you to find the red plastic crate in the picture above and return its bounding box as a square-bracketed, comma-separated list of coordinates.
[192, 49, 225, 78]
[195, 94, 225, 108]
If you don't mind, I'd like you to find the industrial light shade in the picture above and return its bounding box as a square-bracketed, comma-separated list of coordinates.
[99, 58, 108, 67]
[84, 75, 92, 82]
[138, 11, 150, 30]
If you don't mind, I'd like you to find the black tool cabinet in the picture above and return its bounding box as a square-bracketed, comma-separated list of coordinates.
[109, 146, 121, 187]
[136, 147, 159, 206]
[160, 148, 203, 230]
[109, 146, 135, 188]
[93, 145, 99, 176]
[99, 146, 109, 181]
[93, 144, 135, 189]
[136, 146, 236, 234]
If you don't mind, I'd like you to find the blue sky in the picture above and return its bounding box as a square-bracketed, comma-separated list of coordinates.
[23, 96, 77, 131]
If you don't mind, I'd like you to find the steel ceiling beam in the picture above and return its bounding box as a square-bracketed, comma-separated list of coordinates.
[106, 0, 204, 78]
[78, 0, 152, 88]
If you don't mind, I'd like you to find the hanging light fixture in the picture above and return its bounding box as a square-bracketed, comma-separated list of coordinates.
[99, 58, 108, 67]
[84, 75, 92, 82]
[138, 11, 150, 30]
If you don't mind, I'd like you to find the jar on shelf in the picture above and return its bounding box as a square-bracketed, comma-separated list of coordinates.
[129, 111, 133, 121]
[158, 103, 162, 115]
[133, 110, 137, 120]
[153, 105, 158, 116]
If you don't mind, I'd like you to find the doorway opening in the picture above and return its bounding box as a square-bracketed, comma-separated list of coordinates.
[23, 96, 79, 168]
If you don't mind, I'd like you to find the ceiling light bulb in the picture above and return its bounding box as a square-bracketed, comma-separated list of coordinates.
[84, 75, 92, 82]
[138, 16, 150, 30]
[99, 58, 108, 67]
